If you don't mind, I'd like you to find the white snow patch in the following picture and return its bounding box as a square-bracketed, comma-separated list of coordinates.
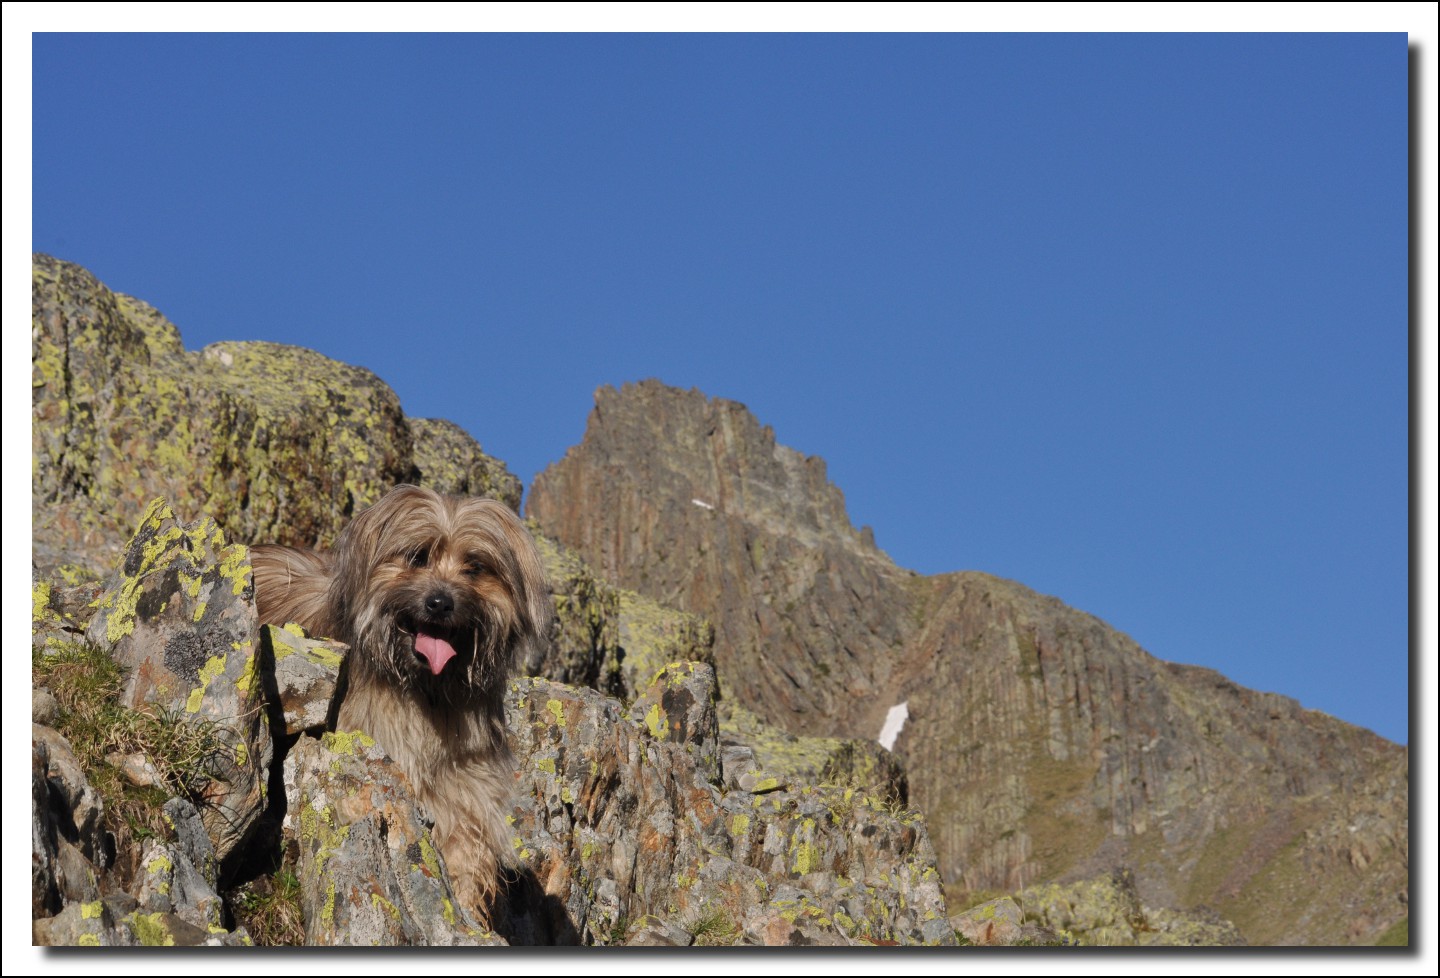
[691, 499, 714, 511]
[878, 701, 909, 751]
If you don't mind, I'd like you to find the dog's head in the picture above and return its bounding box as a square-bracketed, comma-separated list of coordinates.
[327, 484, 552, 693]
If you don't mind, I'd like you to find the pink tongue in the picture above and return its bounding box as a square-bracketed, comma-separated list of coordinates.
[414, 632, 457, 675]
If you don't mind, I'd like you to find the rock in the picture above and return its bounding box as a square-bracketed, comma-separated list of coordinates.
[84, 498, 271, 863]
[32, 711, 254, 947]
[283, 732, 502, 946]
[819, 739, 908, 808]
[118, 909, 249, 946]
[122, 796, 249, 945]
[32, 725, 106, 867]
[951, 897, 1034, 946]
[627, 661, 722, 786]
[261, 623, 346, 734]
[625, 915, 695, 946]
[33, 897, 134, 947]
[506, 676, 953, 946]
[106, 751, 163, 787]
[32, 739, 62, 919]
[31, 253, 519, 579]
[532, 533, 715, 698]
[31, 578, 99, 656]
[613, 590, 716, 699]
[132, 838, 226, 934]
[719, 701, 909, 806]
[1017, 871, 1245, 947]
[531, 535, 623, 691]
[163, 797, 220, 889]
[410, 417, 523, 513]
[741, 898, 853, 946]
[528, 380, 910, 735]
[32, 688, 59, 725]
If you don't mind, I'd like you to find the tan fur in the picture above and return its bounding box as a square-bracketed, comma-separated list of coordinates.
[252, 485, 552, 924]
[252, 544, 332, 630]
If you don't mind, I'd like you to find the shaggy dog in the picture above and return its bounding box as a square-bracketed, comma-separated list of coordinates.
[252, 484, 552, 923]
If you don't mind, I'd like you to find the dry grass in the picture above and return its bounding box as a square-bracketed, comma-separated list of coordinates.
[230, 862, 307, 946]
[33, 640, 232, 863]
[688, 904, 742, 946]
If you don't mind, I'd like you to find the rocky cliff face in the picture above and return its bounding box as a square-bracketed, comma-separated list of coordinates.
[528, 381, 1408, 946]
[896, 571, 1407, 945]
[32, 500, 953, 946]
[31, 253, 519, 580]
[31, 256, 1406, 946]
[526, 380, 912, 736]
[30, 256, 952, 947]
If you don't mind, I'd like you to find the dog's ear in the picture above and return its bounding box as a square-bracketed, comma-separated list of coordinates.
[476, 499, 554, 672]
[251, 544, 333, 634]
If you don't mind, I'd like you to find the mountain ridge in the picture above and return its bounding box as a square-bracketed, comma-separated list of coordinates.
[527, 378, 1408, 945]
[30, 255, 1407, 945]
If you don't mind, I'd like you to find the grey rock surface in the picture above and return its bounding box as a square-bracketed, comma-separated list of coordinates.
[83, 499, 271, 863]
[283, 732, 502, 946]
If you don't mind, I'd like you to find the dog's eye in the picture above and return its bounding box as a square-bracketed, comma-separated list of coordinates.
[408, 547, 430, 568]
[464, 559, 488, 578]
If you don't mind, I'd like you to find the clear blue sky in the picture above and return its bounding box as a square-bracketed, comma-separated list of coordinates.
[24, 31, 1415, 746]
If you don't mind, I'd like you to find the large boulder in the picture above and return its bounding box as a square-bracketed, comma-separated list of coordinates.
[31, 253, 519, 579]
[84, 499, 271, 863]
[283, 732, 501, 946]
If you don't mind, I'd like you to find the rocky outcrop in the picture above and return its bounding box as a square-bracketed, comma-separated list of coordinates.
[32, 707, 253, 946]
[533, 533, 716, 698]
[527, 380, 913, 736]
[32, 496, 951, 945]
[409, 417, 522, 512]
[1014, 871, 1245, 946]
[82, 499, 271, 862]
[31, 253, 519, 580]
[527, 380, 1409, 946]
[508, 674, 952, 945]
[894, 571, 1407, 944]
[284, 733, 502, 946]
[32, 256, 1406, 946]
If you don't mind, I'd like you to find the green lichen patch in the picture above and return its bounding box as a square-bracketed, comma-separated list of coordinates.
[321, 729, 377, 756]
[789, 817, 822, 875]
[185, 654, 229, 714]
[125, 911, 177, 946]
[644, 703, 667, 740]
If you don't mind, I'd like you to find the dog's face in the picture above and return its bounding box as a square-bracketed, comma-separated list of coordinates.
[328, 485, 551, 695]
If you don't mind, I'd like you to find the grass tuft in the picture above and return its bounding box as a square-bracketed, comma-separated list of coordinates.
[33, 641, 233, 860]
[688, 905, 742, 946]
[231, 863, 306, 945]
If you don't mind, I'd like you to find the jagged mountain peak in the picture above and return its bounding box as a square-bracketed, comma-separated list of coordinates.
[528, 376, 1408, 946]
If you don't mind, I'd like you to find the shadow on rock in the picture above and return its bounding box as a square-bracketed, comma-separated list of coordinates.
[495, 865, 583, 946]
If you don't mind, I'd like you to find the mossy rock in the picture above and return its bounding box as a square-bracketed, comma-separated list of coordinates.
[32, 253, 520, 578]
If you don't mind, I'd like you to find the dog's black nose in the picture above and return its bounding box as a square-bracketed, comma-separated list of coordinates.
[424, 591, 454, 616]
